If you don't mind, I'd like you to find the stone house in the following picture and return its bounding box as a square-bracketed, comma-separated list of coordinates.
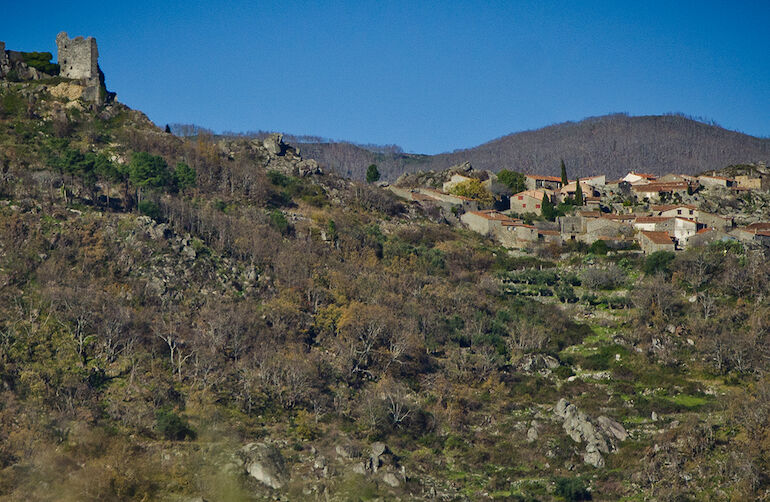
[632, 182, 690, 201]
[731, 227, 770, 246]
[638, 231, 675, 254]
[650, 204, 697, 219]
[509, 189, 550, 215]
[581, 175, 606, 187]
[524, 175, 563, 191]
[687, 228, 736, 248]
[460, 210, 515, 235]
[696, 212, 733, 232]
[559, 181, 597, 203]
[622, 172, 657, 185]
[494, 221, 538, 248]
[735, 175, 768, 190]
[698, 175, 736, 188]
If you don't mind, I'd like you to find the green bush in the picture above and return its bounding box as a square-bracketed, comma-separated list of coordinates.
[138, 201, 162, 220]
[155, 408, 196, 440]
[588, 239, 609, 255]
[20, 51, 60, 75]
[554, 477, 591, 501]
[269, 210, 290, 234]
[643, 251, 675, 276]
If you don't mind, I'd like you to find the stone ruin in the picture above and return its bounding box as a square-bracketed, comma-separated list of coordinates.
[0, 32, 109, 104]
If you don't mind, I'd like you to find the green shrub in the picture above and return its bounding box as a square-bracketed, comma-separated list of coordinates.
[643, 251, 675, 276]
[20, 51, 60, 75]
[554, 477, 591, 501]
[588, 239, 609, 255]
[138, 201, 162, 220]
[155, 408, 196, 440]
[269, 210, 290, 234]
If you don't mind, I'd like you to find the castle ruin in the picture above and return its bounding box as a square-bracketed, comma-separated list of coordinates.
[0, 32, 109, 104]
[56, 32, 99, 80]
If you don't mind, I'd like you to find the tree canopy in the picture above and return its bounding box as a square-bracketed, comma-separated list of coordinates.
[497, 169, 526, 193]
[448, 179, 494, 206]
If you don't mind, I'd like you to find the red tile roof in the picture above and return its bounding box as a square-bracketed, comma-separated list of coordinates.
[640, 231, 674, 245]
[525, 174, 562, 182]
[634, 216, 671, 224]
[466, 210, 514, 221]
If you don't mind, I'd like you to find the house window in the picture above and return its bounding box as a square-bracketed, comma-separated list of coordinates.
[522, 204, 526, 208]
[677, 210, 682, 215]
[518, 196, 523, 200]
[536, 204, 541, 209]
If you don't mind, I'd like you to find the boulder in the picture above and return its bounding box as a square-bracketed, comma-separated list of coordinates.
[555, 399, 627, 467]
[335, 444, 361, 459]
[382, 471, 401, 488]
[597, 416, 628, 442]
[517, 354, 560, 375]
[238, 443, 289, 489]
[263, 133, 284, 156]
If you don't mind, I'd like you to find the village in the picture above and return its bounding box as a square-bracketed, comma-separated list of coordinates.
[388, 164, 770, 253]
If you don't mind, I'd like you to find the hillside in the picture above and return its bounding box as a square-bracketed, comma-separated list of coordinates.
[2, 49, 770, 501]
[298, 114, 770, 181]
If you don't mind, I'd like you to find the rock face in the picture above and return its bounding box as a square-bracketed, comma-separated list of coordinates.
[263, 133, 284, 156]
[517, 354, 560, 375]
[554, 398, 627, 468]
[237, 443, 289, 489]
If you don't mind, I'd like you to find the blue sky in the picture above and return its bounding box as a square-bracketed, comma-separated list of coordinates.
[2, 1, 769, 153]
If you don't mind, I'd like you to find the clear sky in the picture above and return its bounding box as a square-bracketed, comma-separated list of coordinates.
[2, 1, 769, 153]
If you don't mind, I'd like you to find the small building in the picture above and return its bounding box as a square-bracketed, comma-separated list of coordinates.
[698, 175, 736, 188]
[650, 204, 697, 219]
[494, 221, 538, 248]
[633, 216, 671, 232]
[696, 211, 733, 232]
[638, 231, 675, 254]
[524, 174, 563, 191]
[622, 171, 657, 185]
[509, 189, 550, 215]
[735, 175, 768, 190]
[460, 210, 515, 235]
[730, 227, 770, 246]
[559, 181, 597, 202]
[687, 228, 736, 248]
[581, 175, 606, 187]
[632, 182, 690, 201]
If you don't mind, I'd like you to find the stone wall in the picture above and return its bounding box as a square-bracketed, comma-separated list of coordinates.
[56, 32, 98, 80]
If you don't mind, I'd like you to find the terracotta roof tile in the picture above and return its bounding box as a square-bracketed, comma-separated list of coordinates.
[640, 231, 674, 245]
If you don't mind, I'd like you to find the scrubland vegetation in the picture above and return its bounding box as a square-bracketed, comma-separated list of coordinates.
[1, 82, 770, 501]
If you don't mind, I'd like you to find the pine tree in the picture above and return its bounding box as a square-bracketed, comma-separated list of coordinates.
[541, 192, 556, 221]
[560, 159, 568, 186]
[366, 164, 380, 183]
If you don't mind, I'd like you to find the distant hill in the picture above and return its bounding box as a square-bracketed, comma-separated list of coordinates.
[295, 114, 770, 181]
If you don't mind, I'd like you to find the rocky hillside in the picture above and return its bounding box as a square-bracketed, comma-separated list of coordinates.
[298, 113, 770, 181]
[2, 73, 770, 501]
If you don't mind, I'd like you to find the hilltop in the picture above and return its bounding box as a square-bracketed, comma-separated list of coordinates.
[296, 113, 770, 181]
[2, 34, 770, 502]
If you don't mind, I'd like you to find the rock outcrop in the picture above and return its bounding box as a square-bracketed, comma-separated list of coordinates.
[554, 398, 627, 468]
[236, 443, 289, 489]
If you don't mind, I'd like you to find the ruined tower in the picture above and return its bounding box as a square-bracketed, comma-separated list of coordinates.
[56, 32, 99, 80]
[56, 32, 108, 103]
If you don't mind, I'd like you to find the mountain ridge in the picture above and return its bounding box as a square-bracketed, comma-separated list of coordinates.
[291, 113, 770, 181]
